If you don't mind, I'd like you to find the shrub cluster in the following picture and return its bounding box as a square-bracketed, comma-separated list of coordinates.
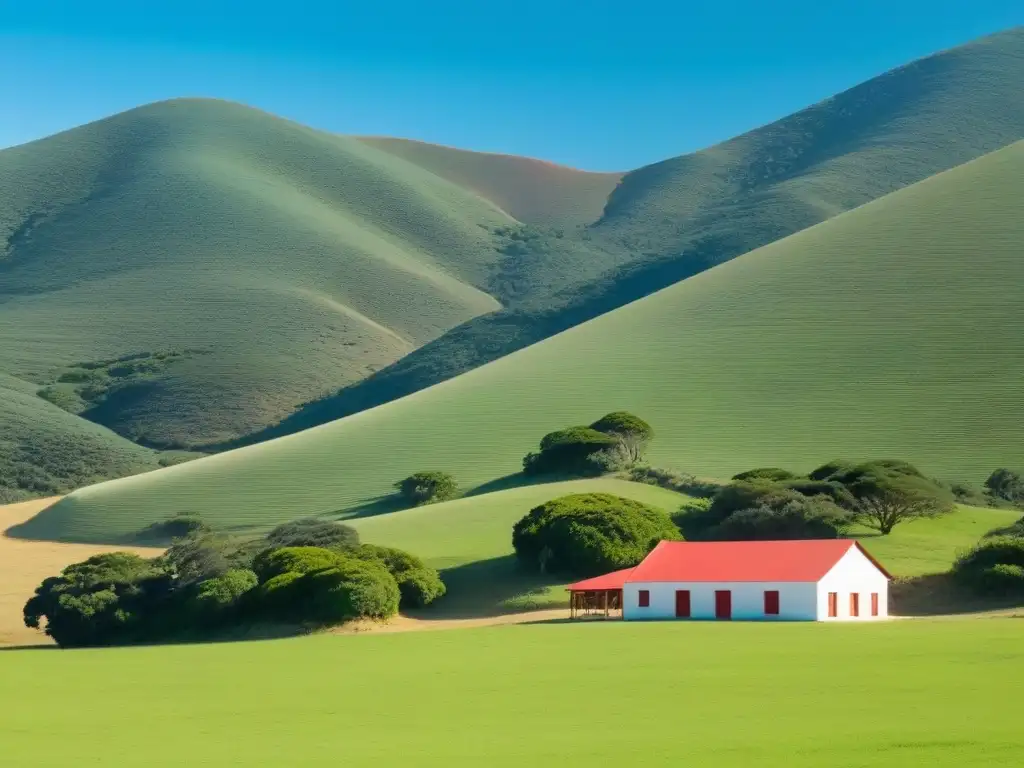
[522, 412, 653, 477]
[677, 459, 954, 540]
[25, 518, 445, 648]
[394, 471, 459, 506]
[628, 466, 722, 497]
[953, 537, 1024, 596]
[512, 492, 680, 577]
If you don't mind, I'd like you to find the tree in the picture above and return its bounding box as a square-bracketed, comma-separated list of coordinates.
[163, 532, 235, 585]
[590, 412, 654, 464]
[732, 467, 797, 483]
[353, 543, 446, 608]
[252, 546, 349, 583]
[523, 427, 618, 476]
[849, 475, 951, 535]
[985, 468, 1024, 502]
[394, 471, 459, 505]
[23, 552, 174, 647]
[512, 493, 680, 577]
[265, 518, 360, 550]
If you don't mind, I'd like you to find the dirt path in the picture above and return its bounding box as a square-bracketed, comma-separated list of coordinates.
[0, 497, 163, 647]
[333, 609, 570, 636]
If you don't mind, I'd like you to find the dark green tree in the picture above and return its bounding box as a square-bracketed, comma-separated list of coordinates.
[984, 469, 1024, 502]
[265, 518, 360, 550]
[512, 493, 680, 577]
[590, 412, 654, 464]
[394, 471, 459, 505]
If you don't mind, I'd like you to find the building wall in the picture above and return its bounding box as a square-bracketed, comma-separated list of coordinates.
[816, 546, 889, 621]
[623, 581, 819, 621]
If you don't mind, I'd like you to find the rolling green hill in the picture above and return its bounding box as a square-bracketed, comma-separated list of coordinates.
[0, 98, 515, 449]
[18, 139, 1024, 542]
[3, 28, 1022, 504]
[250, 27, 1024, 442]
[357, 137, 622, 227]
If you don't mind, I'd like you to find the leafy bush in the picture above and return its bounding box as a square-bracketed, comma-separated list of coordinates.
[193, 569, 258, 620]
[954, 536, 1024, 596]
[394, 471, 459, 505]
[628, 466, 723, 497]
[396, 569, 447, 608]
[589, 411, 654, 463]
[254, 557, 400, 623]
[23, 552, 176, 647]
[679, 481, 852, 540]
[973, 564, 1024, 595]
[523, 426, 618, 476]
[512, 493, 680, 577]
[252, 546, 348, 583]
[352, 544, 445, 608]
[136, 515, 210, 543]
[265, 518, 360, 550]
[985, 468, 1024, 503]
[711, 499, 851, 540]
[732, 468, 797, 482]
[163, 531, 251, 585]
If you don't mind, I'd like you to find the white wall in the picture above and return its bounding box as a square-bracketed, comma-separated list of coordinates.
[816, 545, 889, 621]
[623, 581, 818, 621]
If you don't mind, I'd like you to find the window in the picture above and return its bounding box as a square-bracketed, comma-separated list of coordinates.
[764, 590, 780, 615]
[827, 592, 838, 618]
[638, 589, 650, 608]
[871, 593, 879, 617]
[850, 593, 860, 617]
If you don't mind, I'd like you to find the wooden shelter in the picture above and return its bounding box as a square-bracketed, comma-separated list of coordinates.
[566, 568, 633, 620]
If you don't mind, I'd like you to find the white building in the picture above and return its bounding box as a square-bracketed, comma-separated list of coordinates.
[567, 539, 890, 622]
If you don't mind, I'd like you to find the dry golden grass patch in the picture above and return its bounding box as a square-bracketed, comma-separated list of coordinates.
[0, 498, 163, 647]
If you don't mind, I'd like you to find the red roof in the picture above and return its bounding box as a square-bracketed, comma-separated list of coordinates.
[566, 568, 634, 592]
[625, 540, 891, 583]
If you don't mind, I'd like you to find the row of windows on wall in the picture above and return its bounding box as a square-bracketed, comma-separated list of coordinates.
[635, 590, 881, 617]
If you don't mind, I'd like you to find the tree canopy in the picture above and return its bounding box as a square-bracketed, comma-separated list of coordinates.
[512, 492, 680, 577]
[394, 471, 459, 505]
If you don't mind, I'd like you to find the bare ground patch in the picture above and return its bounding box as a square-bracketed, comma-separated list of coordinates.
[0, 497, 163, 647]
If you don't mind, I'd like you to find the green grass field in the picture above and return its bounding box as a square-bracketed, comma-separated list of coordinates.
[24, 138, 1024, 542]
[2, 619, 1021, 766]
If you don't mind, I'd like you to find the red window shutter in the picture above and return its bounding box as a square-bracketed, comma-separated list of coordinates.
[638, 589, 650, 608]
[850, 593, 859, 617]
[827, 592, 838, 618]
[764, 590, 780, 615]
[871, 593, 879, 616]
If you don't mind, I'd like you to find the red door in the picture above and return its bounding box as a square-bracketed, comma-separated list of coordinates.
[674, 590, 691, 618]
[714, 590, 732, 620]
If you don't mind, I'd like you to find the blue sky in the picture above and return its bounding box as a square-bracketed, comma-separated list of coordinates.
[2, 1, 1021, 170]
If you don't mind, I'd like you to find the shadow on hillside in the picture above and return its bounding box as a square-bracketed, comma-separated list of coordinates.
[407, 555, 566, 620]
[891, 573, 1024, 617]
[333, 494, 408, 521]
[465, 471, 593, 498]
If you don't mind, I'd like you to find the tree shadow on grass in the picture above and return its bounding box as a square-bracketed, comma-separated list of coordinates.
[464, 471, 591, 498]
[891, 573, 1024, 617]
[407, 555, 567, 620]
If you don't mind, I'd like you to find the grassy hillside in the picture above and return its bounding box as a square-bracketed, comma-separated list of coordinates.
[20, 140, 1024, 542]
[358, 136, 622, 227]
[0, 375, 159, 503]
[256, 27, 1024, 439]
[348, 482, 1014, 615]
[3, 621, 1022, 766]
[0, 98, 517, 448]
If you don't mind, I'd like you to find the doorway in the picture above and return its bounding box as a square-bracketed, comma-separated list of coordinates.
[714, 590, 732, 620]
[674, 590, 691, 618]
